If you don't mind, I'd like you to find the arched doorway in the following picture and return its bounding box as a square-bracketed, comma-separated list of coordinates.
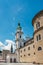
[10, 58, 12, 63]
[14, 58, 16, 62]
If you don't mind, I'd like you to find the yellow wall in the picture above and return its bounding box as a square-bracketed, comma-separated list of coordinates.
[20, 39, 36, 63]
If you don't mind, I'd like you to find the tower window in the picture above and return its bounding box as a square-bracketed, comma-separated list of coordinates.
[33, 45, 35, 48]
[38, 47, 42, 51]
[21, 55, 22, 57]
[20, 35, 21, 38]
[24, 55, 26, 57]
[24, 43, 26, 46]
[36, 22, 40, 29]
[28, 53, 30, 56]
[24, 49, 26, 51]
[34, 52, 35, 55]
[36, 36, 38, 41]
[39, 34, 41, 40]
[20, 45, 22, 48]
[36, 34, 41, 41]
[21, 50, 22, 53]
[28, 47, 30, 50]
[33, 61, 36, 64]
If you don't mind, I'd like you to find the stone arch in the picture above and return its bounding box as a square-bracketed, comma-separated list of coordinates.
[38, 47, 42, 51]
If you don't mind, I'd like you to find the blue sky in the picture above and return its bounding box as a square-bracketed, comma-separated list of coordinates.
[0, 0, 43, 44]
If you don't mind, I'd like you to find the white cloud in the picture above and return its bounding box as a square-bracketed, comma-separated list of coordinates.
[0, 40, 16, 52]
[0, 42, 5, 51]
[0, 42, 4, 47]
[5, 39, 15, 45]
[4, 40, 16, 52]
[3, 43, 11, 50]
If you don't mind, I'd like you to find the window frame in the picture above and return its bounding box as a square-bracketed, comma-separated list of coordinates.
[36, 22, 40, 29]
[24, 49, 26, 51]
[10, 58, 12, 63]
[38, 47, 42, 51]
[21, 50, 22, 53]
[13, 58, 16, 62]
[28, 47, 30, 50]
[36, 34, 41, 41]
[33, 45, 35, 48]
[28, 53, 30, 56]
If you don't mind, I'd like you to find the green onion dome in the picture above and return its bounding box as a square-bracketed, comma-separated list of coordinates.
[17, 22, 22, 30]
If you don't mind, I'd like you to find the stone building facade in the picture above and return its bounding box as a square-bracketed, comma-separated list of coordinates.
[0, 10, 43, 64]
[20, 10, 43, 64]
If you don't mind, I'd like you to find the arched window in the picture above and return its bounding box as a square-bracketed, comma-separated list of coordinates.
[20, 35, 21, 38]
[10, 58, 12, 63]
[24, 43, 25, 46]
[36, 22, 40, 29]
[39, 34, 41, 40]
[36, 34, 41, 41]
[33, 61, 36, 64]
[14, 58, 16, 62]
[38, 47, 42, 51]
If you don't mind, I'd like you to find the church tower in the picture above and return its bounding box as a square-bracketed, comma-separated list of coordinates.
[15, 22, 23, 49]
[15, 22, 23, 62]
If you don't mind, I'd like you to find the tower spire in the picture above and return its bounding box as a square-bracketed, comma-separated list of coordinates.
[11, 44, 13, 53]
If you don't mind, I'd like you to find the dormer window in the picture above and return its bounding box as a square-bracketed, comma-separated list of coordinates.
[36, 22, 40, 29]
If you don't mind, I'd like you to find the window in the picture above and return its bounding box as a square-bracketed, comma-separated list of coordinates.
[10, 58, 12, 63]
[24, 49, 26, 51]
[21, 50, 22, 52]
[38, 47, 42, 51]
[0, 51, 2, 53]
[39, 34, 41, 40]
[24, 55, 26, 57]
[34, 52, 35, 55]
[24, 43, 25, 46]
[28, 47, 30, 50]
[36, 36, 38, 41]
[28, 53, 30, 56]
[33, 61, 36, 64]
[33, 45, 35, 48]
[20, 35, 21, 38]
[21, 55, 22, 57]
[20, 45, 22, 48]
[36, 34, 41, 41]
[36, 22, 40, 29]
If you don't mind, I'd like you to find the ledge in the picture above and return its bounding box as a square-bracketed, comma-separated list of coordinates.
[33, 26, 43, 36]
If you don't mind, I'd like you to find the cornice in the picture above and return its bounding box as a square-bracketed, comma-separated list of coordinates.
[33, 26, 43, 36]
[32, 10, 43, 26]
